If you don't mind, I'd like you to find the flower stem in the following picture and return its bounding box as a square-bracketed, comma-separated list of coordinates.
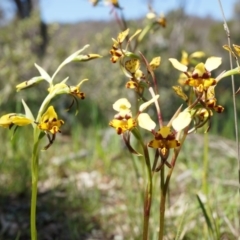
[158, 130, 188, 240]
[202, 130, 209, 195]
[159, 163, 165, 240]
[142, 144, 152, 240]
[31, 137, 40, 240]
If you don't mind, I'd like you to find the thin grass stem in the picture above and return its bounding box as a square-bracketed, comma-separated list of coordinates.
[30, 140, 40, 240]
[202, 129, 209, 196]
[217, 0, 240, 236]
[141, 143, 152, 240]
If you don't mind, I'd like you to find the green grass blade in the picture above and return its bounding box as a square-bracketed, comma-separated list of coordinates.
[196, 194, 214, 238]
[175, 203, 188, 240]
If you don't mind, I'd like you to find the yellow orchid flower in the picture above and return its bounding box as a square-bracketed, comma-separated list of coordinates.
[69, 79, 88, 99]
[0, 113, 32, 128]
[169, 57, 222, 92]
[148, 126, 180, 158]
[37, 106, 64, 134]
[109, 118, 137, 135]
[202, 86, 224, 113]
[48, 79, 88, 99]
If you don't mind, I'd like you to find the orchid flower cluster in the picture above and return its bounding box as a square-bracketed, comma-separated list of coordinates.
[0, 45, 100, 150]
[108, 28, 227, 238]
[108, 28, 227, 167]
[109, 28, 180, 161]
[0, 45, 101, 240]
[170, 55, 225, 133]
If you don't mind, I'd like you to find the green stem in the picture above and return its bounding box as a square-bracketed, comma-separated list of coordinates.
[159, 162, 165, 239]
[31, 132, 40, 240]
[202, 130, 209, 195]
[158, 131, 188, 240]
[142, 143, 152, 240]
[131, 129, 153, 239]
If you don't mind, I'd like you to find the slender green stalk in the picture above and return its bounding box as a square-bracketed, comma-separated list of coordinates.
[132, 129, 153, 239]
[159, 162, 165, 240]
[202, 130, 209, 195]
[158, 131, 188, 240]
[217, 1, 240, 236]
[142, 144, 152, 240]
[30, 137, 40, 240]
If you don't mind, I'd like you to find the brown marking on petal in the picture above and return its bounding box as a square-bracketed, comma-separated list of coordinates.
[111, 45, 118, 50]
[214, 105, 224, 113]
[79, 92, 85, 99]
[192, 73, 199, 79]
[52, 126, 58, 133]
[111, 56, 118, 63]
[155, 132, 163, 140]
[126, 82, 130, 88]
[117, 127, 122, 135]
[202, 72, 211, 79]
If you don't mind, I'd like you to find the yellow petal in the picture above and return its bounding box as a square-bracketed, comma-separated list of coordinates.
[126, 80, 138, 89]
[113, 98, 131, 112]
[149, 57, 161, 70]
[167, 139, 180, 149]
[0, 113, 15, 127]
[205, 57, 222, 72]
[125, 59, 140, 73]
[172, 86, 188, 101]
[139, 95, 159, 112]
[169, 58, 188, 72]
[148, 139, 164, 149]
[189, 51, 205, 59]
[146, 12, 156, 19]
[77, 78, 88, 87]
[16, 76, 44, 92]
[196, 108, 212, 119]
[158, 126, 172, 138]
[178, 73, 188, 85]
[48, 82, 68, 94]
[172, 111, 191, 132]
[12, 116, 33, 126]
[193, 63, 205, 77]
[117, 29, 129, 43]
[40, 106, 57, 123]
[180, 51, 189, 65]
[203, 78, 216, 88]
[74, 54, 102, 62]
[109, 118, 136, 134]
[38, 106, 64, 133]
[223, 45, 238, 59]
[138, 113, 156, 131]
[0, 113, 32, 128]
[233, 44, 240, 57]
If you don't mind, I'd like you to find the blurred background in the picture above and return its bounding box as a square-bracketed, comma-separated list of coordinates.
[0, 0, 240, 137]
[0, 0, 239, 239]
